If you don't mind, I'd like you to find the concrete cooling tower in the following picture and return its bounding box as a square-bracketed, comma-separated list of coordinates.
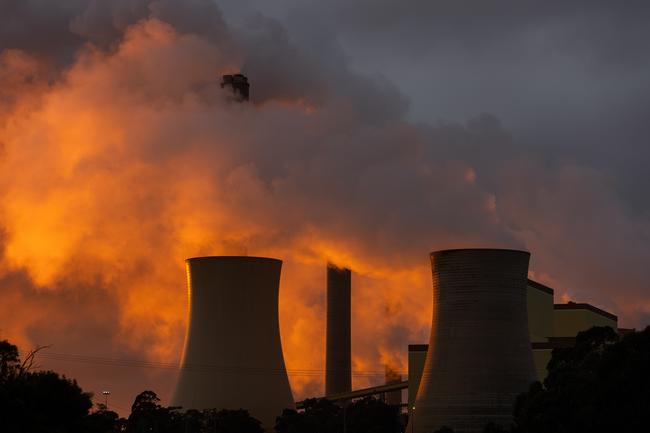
[325, 264, 352, 396]
[172, 256, 294, 428]
[409, 249, 537, 433]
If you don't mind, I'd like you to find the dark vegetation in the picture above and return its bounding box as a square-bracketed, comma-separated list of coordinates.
[512, 325, 650, 433]
[0, 339, 265, 433]
[2, 326, 650, 433]
[275, 396, 401, 433]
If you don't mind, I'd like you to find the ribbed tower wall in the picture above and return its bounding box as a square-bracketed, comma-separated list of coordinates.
[172, 256, 294, 428]
[409, 249, 536, 433]
[325, 264, 352, 396]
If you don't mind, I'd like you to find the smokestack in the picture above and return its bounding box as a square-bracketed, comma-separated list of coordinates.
[172, 256, 294, 428]
[384, 365, 402, 406]
[221, 74, 250, 101]
[325, 263, 352, 396]
[408, 249, 536, 433]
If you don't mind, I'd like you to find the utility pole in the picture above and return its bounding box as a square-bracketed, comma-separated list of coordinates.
[102, 391, 111, 410]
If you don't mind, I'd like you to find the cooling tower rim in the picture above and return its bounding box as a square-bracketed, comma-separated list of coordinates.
[186, 255, 282, 264]
[430, 248, 530, 256]
[326, 262, 351, 272]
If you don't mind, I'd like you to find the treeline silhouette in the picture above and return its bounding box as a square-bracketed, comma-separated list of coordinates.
[2, 326, 650, 433]
[0, 338, 401, 433]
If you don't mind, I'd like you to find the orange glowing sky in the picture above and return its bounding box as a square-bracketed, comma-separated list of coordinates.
[2, 1, 650, 416]
[0, 21, 439, 409]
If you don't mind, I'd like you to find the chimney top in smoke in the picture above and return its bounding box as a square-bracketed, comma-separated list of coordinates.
[221, 73, 250, 101]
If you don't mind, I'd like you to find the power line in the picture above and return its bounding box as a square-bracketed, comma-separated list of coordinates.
[91, 396, 130, 414]
[37, 351, 407, 377]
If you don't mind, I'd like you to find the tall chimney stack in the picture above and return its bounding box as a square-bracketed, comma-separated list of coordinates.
[326, 263, 352, 396]
[384, 365, 402, 406]
[221, 74, 250, 101]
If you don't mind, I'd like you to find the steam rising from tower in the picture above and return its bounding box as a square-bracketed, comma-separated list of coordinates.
[325, 264, 352, 396]
[409, 249, 536, 433]
[172, 256, 294, 427]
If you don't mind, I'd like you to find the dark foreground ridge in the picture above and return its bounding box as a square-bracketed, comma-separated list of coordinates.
[3, 326, 650, 432]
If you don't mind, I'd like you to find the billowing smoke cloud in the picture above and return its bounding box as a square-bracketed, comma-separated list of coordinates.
[1, 0, 649, 413]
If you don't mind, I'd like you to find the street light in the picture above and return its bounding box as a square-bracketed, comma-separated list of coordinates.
[411, 406, 415, 433]
[102, 391, 111, 409]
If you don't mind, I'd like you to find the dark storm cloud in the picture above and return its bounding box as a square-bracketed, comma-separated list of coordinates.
[229, 0, 650, 65]
[233, 12, 408, 125]
[0, 0, 84, 65]
[222, 1, 650, 305]
[255, 0, 650, 213]
[0, 0, 231, 59]
[71, 0, 230, 46]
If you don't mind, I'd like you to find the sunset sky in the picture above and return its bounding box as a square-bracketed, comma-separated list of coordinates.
[1, 0, 649, 415]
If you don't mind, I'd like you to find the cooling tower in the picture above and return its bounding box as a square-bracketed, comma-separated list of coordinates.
[325, 264, 352, 396]
[409, 249, 536, 433]
[172, 256, 294, 428]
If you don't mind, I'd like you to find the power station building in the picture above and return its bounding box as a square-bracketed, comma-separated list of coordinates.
[406, 272, 620, 431]
[526, 279, 618, 381]
[172, 248, 619, 432]
[172, 256, 294, 428]
[312, 248, 620, 432]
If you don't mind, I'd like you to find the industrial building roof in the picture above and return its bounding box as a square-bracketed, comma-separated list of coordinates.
[527, 279, 555, 295]
[531, 337, 577, 350]
[554, 302, 617, 321]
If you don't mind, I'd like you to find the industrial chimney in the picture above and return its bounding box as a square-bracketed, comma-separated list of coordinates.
[221, 74, 250, 101]
[172, 256, 294, 428]
[408, 249, 536, 433]
[325, 264, 352, 396]
[384, 366, 402, 406]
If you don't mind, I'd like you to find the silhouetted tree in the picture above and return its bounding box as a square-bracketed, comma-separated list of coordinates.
[85, 404, 125, 432]
[275, 398, 343, 433]
[431, 421, 512, 432]
[0, 340, 94, 433]
[125, 392, 265, 433]
[274, 408, 306, 433]
[0, 340, 21, 382]
[126, 390, 178, 433]
[275, 397, 402, 433]
[513, 326, 650, 433]
[346, 397, 402, 433]
[482, 422, 509, 433]
[208, 408, 264, 433]
[432, 424, 510, 433]
[1, 340, 271, 433]
[179, 408, 205, 433]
